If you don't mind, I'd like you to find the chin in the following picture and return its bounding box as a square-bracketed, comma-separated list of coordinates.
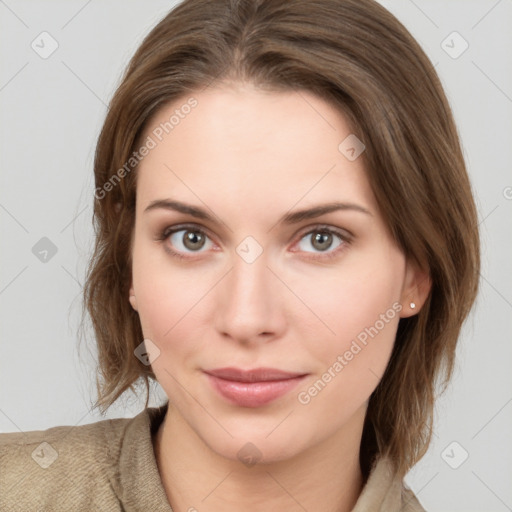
[196, 423, 312, 467]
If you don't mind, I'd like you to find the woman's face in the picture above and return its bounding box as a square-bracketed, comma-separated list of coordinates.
[129, 82, 420, 463]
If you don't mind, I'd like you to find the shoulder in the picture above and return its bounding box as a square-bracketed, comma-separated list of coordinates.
[0, 412, 142, 511]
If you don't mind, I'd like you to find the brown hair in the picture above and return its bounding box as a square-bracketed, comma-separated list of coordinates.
[80, 0, 480, 479]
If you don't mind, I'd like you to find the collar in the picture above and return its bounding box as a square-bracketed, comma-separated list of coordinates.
[105, 401, 173, 511]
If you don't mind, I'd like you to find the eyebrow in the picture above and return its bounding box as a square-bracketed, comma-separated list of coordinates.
[143, 199, 372, 224]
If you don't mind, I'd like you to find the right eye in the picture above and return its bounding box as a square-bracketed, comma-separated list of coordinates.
[158, 224, 215, 259]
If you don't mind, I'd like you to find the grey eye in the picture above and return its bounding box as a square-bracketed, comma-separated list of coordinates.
[170, 229, 211, 252]
[298, 230, 343, 253]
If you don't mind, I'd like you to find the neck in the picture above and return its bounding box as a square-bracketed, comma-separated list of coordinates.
[153, 404, 365, 512]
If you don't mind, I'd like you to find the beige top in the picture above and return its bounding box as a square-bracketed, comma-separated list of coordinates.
[0, 401, 425, 511]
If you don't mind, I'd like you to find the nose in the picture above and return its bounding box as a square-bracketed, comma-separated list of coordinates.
[214, 250, 287, 345]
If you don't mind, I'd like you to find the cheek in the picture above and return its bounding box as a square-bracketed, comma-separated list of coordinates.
[133, 263, 205, 390]
[131, 242, 219, 381]
[295, 253, 403, 350]
[294, 248, 404, 412]
[132, 235, 201, 334]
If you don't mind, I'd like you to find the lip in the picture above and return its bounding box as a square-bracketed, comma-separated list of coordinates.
[205, 367, 306, 382]
[204, 367, 308, 408]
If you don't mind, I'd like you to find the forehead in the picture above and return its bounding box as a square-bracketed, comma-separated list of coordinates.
[136, 84, 376, 217]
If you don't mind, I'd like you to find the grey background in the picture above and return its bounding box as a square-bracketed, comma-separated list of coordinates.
[0, 1, 511, 510]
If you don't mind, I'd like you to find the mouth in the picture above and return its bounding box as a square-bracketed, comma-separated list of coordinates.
[203, 367, 309, 408]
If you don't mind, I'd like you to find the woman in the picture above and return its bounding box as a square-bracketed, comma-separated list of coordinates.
[0, 0, 480, 510]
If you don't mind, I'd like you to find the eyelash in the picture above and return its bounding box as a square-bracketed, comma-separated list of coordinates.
[155, 223, 352, 262]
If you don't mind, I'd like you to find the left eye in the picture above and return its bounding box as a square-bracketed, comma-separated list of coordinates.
[296, 228, 344, 254]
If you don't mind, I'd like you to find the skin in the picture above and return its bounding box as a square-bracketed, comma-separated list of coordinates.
[129, 81, 430, 512]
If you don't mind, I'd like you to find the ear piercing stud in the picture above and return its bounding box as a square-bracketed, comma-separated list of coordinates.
[410, 302, 416, 309]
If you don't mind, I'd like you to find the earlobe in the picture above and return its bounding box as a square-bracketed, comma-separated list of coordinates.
[400, 260, 431, 318]
[129, 284, 138, 312]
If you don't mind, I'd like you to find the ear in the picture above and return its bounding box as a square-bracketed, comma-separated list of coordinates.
[400, 259, 431, 318]
[129, 282, 138, 312]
